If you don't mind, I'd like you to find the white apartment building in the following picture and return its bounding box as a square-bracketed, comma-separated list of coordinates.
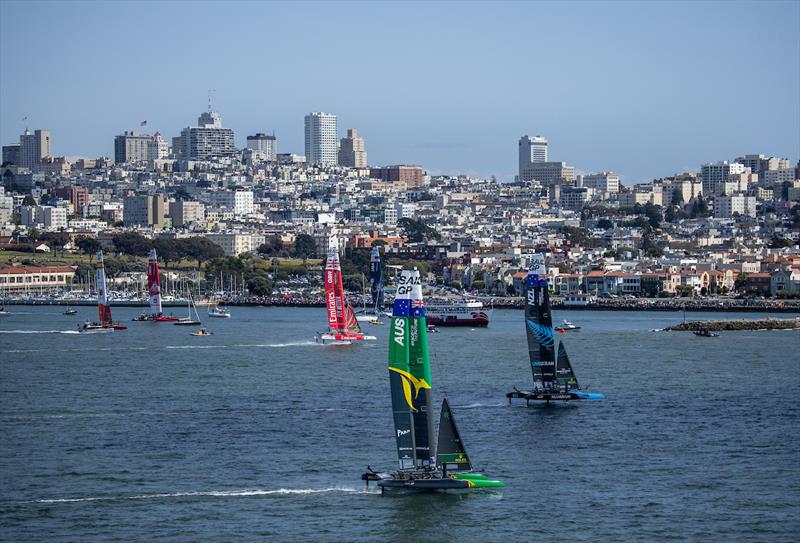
[701, 161, 747, 195]
[304, 112, 337, 165]
[246, 133, 277, 161]
[582, 172, 620, 193]
[19, 205, 68, 230]
[713, 194, 757, 218]
[114, 131, 151, 163]
[207, 232, 253, 256]
[208, 190, 254, 217]
[174, 111, 237, 160]
[384, 207, 398, 225]
[147, 132, 170, 160]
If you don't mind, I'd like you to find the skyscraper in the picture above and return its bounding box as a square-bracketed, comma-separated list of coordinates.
[338, 128, 367, 167]
[19, 129, 51, 171]
[246, 133, 277, 161]
[519, 135, 548, 172]
[304, 112, 337, 165]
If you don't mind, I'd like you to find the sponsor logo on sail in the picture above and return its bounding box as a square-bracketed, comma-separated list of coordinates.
[393, 319, 405, 345]
[397, 429, 410, 437]
[389, 367, 430, 412]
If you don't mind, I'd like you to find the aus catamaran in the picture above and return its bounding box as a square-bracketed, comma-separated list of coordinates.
[362, 268, 504, 492]
[79, 250, 127, 333]
[316, 237, 376, 344]
[507, 255, 603, 404]
[133, 249, 180, 322]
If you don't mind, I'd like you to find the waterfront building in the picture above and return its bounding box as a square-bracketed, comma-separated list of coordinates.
[304, 112, 337, 165]
[19, 129, 51, 171]
[0, 266, 76, 292]
[114, 131, 151, 163]
[246, 133, 277, 162]
[338, 128, 367, 168]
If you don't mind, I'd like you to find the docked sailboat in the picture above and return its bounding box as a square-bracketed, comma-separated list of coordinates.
[507, 255, 603, 404]
[362, 269, 504, 492]
[80, 250, 127, 332]
[316, 237, 376, 344]
[133, 249, 180, 322]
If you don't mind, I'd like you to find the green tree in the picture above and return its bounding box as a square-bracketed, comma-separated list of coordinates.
[560, 226, 595, 248]
[153, 238, 179, 267]
[292, 234, 317, 258]
[112, 232, 151, 256]
[257, 236, 286, 257]
[75, 236, 101, 257]
[398, 218, 441, 243]
[39, 231, 69, 256]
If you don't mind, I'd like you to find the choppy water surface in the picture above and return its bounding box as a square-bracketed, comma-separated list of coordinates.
[2, 307, 798, 541]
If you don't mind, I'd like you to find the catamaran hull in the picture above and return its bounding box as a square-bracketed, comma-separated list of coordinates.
[371, 474, 504, 492]
[507, 389, 605, 402]
[317, 333, 376, 344]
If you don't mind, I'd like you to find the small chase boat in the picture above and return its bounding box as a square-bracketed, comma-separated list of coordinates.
[693, 329, 719, 337]
[63, 308, 77, 315]
[191, 328, 213, 336]
[507, 255, 604, 405]
[207, 304, 231, 318]
[362, 269, 504, 493]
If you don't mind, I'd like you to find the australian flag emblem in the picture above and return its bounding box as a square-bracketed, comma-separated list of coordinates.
[393, 298, 411, 317]
[411, 299, 425, 318]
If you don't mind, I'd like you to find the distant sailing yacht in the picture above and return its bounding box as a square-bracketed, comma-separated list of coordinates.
[133, 249, 180, 322]
[356, 246, 385, 324]
[507, 255, 604, 404]
[80, 250, 127, 333]
[316, 237, 376, 344]
[362, 269, 504, 492]
[174, 294, 202, 326]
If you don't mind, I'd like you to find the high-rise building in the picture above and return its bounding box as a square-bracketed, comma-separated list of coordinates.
[338, 128, 367, 167]
[174, 110, 237, 160]
[19, 129, 51, 171]
[519, 135, 548, 176]
[114, 131, 151, 163]
[147, 132, 170, 160]
[2, 144, 20, 165]
[713, 194, 757, 218]
[123, 195, 166, 228]
[582, 172, 620, 193]
[701, 161, 747, 195]
[304, 112, 337, 165]
[734, 154, 790, 175]
[246, 133, 277, 161]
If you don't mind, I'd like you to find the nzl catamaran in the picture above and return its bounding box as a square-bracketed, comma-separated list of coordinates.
[507, 255, 604, 405]
[133, 249, 180, 322]
[316, 237, 375, 345]
[362, 269, 504, 492]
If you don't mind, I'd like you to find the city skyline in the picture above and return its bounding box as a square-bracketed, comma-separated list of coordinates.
[1, 0, 798, 182]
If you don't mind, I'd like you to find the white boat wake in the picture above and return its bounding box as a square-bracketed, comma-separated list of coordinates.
[0, 329, 79, 334]
[32, 487, 376, 504]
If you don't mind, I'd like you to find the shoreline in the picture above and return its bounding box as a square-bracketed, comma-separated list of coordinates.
[3, 298, 799, 313]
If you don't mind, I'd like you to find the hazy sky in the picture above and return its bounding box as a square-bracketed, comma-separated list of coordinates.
[1, 0, 798, 183]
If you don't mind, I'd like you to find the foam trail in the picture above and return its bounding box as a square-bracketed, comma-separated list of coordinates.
[165, 341, 320, 350]
[454, 402, 506, 409]
[0, 330, 75, 334]
[33, 487, 374, 503]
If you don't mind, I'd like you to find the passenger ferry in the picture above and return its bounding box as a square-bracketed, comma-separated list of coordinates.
[424, 300, 490, 327]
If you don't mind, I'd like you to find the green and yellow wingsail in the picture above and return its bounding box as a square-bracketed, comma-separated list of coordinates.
[388, 269, 435, 470]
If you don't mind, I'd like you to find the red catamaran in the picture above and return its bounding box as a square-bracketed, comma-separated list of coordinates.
[80, 250, 127, 332]
[133, 249, 179, 322]
[316, 237, 376, 345]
